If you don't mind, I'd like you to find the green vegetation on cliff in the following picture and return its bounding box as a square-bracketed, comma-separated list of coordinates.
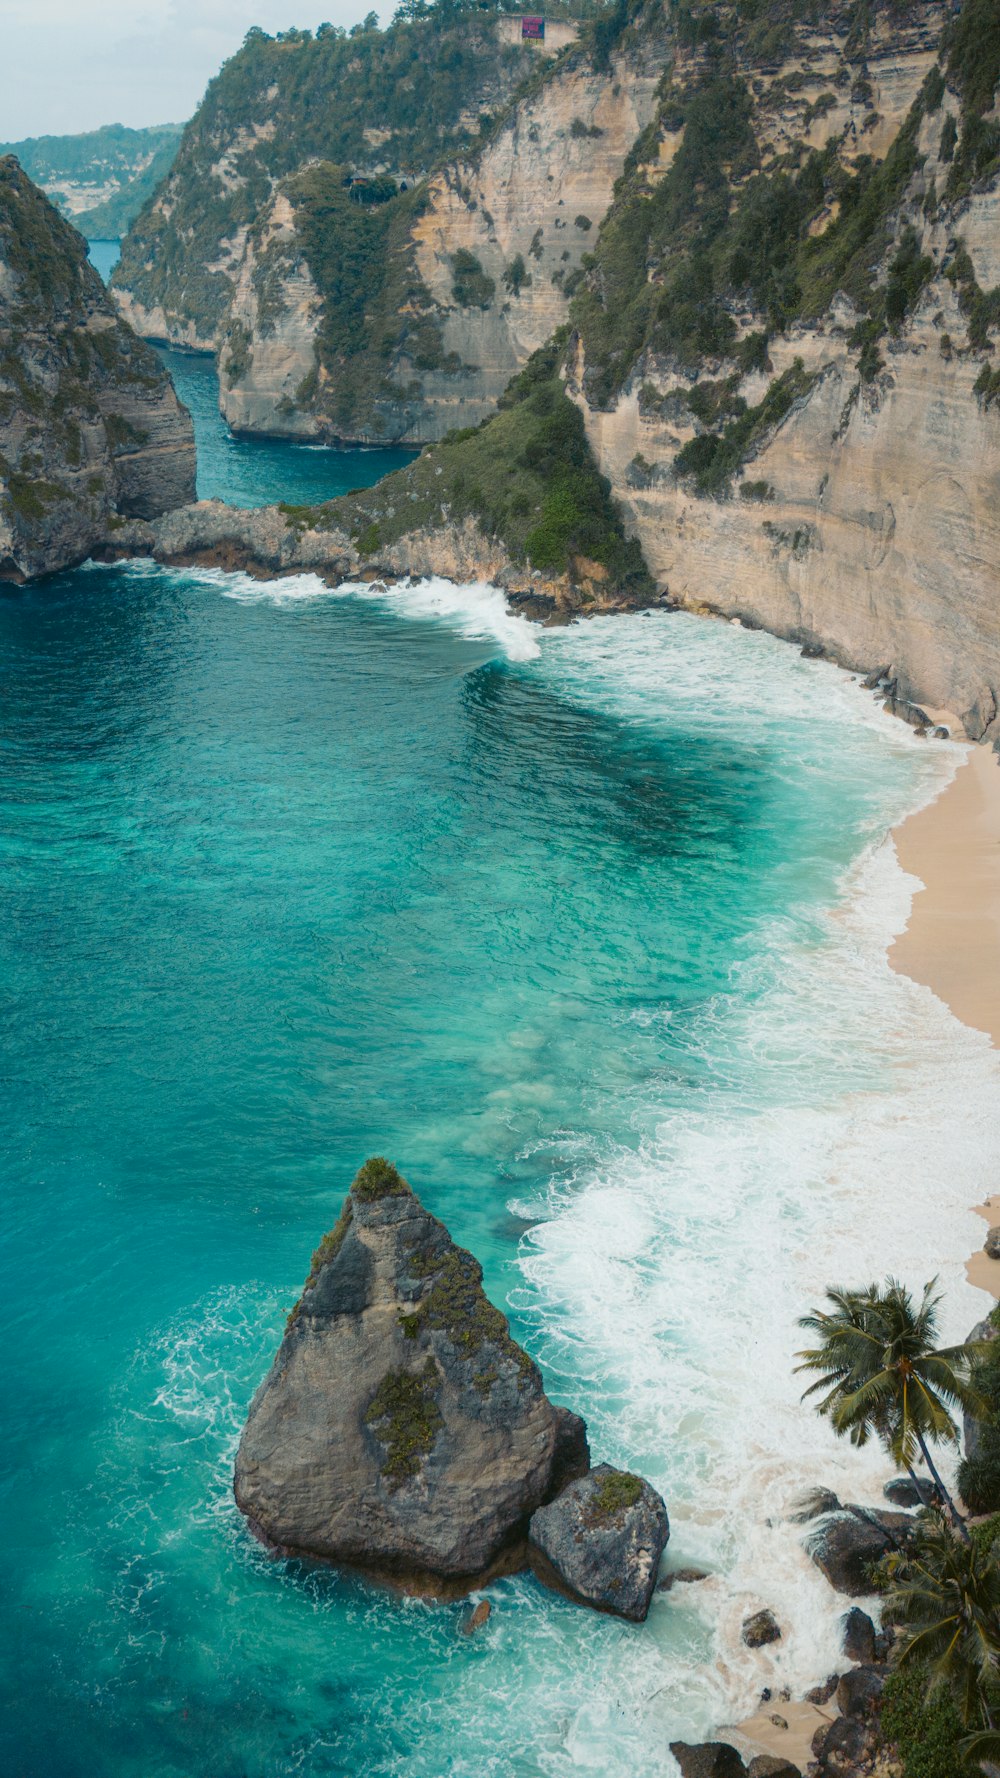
[0, 124, 182, 243]
[292, 335, 651, 599]
[112, 13, 539, 338]
[571, 0, 1000, 428]
[281, 164, 442, 433]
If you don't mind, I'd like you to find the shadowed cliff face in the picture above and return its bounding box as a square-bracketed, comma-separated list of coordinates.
[0, 157, 195, 582]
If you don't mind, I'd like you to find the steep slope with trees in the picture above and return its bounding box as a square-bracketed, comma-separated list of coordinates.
[0, 123, 183, 239]
[0, 157, 195, 581]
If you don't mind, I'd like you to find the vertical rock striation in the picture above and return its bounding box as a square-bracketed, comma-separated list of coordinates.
[0, 156, 195, 581]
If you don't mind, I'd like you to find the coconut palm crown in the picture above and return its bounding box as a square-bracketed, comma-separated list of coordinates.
[795, 1277, 988, 1529]
[884, 1510, 1000, 1736]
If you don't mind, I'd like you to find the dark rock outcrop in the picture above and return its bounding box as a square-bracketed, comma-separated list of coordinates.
[811, 1713, 874, 1773]
[746, 1759, 801, 1778]
[985, 1226, 1000, 1260]
[669, 1745, 746, 1778]
[807, 1508, 915, 1596]
[840, 1606, 877, 1665]
[742, 1608, 782, 1648]
[884, 1476, 938, 1508]
[835, 1664, 883, 1718]
[527, 1462, 669, 1622]
[234, 1158, 590, 1592]
[0, 156, 194, 580]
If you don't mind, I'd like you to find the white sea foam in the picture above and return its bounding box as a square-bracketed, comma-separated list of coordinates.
[163, 561, 543, 661]
[336, 576, 543, 662]
[493, 611, 1000, 1766]
[115, 583, 999, 1774]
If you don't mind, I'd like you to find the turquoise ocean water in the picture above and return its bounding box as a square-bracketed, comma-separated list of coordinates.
[87, 240, 416, 508]
[1, 251, 996, 1778]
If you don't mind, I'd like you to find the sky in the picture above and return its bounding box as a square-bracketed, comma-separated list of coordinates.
[0, 0, 395, 142]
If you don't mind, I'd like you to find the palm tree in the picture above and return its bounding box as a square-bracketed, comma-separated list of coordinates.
[796, 1278, 988, 1538]
[884, 1511, 1000, 1759]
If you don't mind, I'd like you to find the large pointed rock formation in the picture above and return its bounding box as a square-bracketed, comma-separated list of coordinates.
[234, 1158, 589, 1591]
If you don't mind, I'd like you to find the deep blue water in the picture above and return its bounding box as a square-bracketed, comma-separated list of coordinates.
[2, 555, 993, 1777]
[87, 240, 416, 509]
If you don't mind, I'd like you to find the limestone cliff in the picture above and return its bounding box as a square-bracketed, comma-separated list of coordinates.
[216, 10, 667, 442]
[111, 7, 667, 445]
[111, 15, 543, 360]
[562, 0, 1000, 733]
[234, 1158, 590, 1588]
[0, 157, 195, 582]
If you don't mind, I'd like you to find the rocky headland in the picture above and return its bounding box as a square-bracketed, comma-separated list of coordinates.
[105, 0, 1000, 735]
[0, 156, 195, 581]
[235, 1157, 667, 1616]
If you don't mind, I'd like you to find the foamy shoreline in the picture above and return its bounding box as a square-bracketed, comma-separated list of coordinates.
[891, 739, 1000, 1311]
[731, 734, 1000, 1771]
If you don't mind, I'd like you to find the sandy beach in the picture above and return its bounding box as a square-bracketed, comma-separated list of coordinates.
[735, 734, 1000, 1768]
[890, 738, 1000, 1301]
[890, 740, 1000, 1048]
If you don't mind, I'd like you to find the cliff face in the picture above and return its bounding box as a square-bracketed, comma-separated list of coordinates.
[0, 157, 195, 582]
[111, 15, 542, 359]
[112, 8, 666, 445]
[216, 15, 666, 442]
[563, 0, 1000, 733]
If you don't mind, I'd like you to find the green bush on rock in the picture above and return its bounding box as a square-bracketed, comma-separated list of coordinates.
[296, 333, 652, 601]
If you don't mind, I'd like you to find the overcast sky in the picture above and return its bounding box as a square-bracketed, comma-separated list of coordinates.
[0, 0, 395, 142]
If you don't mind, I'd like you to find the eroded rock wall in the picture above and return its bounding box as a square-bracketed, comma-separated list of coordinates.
[0, 156, 195, 582]
[570, 8, 1000, 731]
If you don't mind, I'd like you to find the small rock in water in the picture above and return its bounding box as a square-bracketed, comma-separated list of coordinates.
[461, 1600, 492, 1635]
[658, 1565, 711, 1590]
[669, 1744, 747, 1778]
[789, 1487, 841, 1524]
[528, 1463, 669, 1622]
[884, 1476, 938, 1508]
[863, 665, 891, 690]
[804, 1673, 839, 1706]
[841, 1605, 877, 1664]
[742, 1608, 782, 1648]
[984, 1225, 1000, 1259]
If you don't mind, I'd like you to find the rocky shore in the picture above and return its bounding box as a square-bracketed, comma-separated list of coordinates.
[100, 498, 655, 622]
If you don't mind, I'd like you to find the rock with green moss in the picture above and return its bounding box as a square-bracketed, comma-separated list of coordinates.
[234, 1157, 590, 1590]
[527, 1461, 669, 1621]
[0, 156, 194, 581]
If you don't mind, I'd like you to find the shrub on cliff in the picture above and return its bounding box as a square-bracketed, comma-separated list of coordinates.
[959, 1306, 1000, 1513]
[881, 1662, 974, 1778]
[320, 333, 653, 600]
